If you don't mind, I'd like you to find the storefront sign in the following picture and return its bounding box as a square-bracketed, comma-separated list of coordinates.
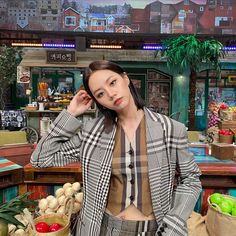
[17, 66, 30, 83]
[46, 50, 76, 64]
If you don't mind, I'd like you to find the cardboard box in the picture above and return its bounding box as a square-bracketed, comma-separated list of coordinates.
[211, 143, 235, 161]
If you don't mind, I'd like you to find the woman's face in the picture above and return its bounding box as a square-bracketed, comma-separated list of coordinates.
[88, 69, 131, 111]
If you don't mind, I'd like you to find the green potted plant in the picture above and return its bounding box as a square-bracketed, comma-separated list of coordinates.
[159, 35, 226, 130]
[0, 192, 37, 236]
[0, 45, 22, 110]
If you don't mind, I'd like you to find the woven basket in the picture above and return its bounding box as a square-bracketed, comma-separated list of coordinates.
[206, 194, 236, 236]
[28, 213, 70, 236]
[219, 134, 233, 144]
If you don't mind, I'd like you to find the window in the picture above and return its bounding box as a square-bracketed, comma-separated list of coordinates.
[41, 9, 47, 14]
[65, 16, 76, 26]
[200, 6, 204, 11]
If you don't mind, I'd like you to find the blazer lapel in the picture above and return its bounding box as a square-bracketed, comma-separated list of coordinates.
[95, 125, 117, 212]
[145, 108, 165, 219]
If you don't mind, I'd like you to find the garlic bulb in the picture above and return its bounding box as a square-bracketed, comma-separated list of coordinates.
[72, 182, 81, 192]
[55, 188, 64, 198]
[38, 198, 48, 211]
[57, 195, 66, 205]
[48, 197, 59, 210]
[75, 192, 83, 203]
[45, 208, 55, 214]
[8, 224, 16, 233]
[46, 195, 55, 201]
[73, 202, 81, 213]
[14, 229, 25, 235]
[38, 209, 45, 215]
[65, 187, 75, 197]
[63, 182, 72, 189]
[57, 205, 66, 214]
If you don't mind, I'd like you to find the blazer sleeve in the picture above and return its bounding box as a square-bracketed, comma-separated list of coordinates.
[30, 109, 83, 167]
[159, 124, 202, 236]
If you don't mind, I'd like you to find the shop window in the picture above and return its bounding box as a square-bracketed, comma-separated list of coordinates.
[147, 70, 171, 115]
[65, 16, 76, 26]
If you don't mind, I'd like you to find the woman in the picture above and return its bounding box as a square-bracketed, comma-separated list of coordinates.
[31, 60, 202, 236]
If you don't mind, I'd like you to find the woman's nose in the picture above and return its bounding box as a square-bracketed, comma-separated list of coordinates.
[107, 89, 115, 100]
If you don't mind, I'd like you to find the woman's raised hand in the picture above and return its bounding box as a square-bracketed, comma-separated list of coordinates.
[67, 90, 93, 117]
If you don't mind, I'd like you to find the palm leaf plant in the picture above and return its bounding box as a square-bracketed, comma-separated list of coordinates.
[0, 192, 37, 236]
[159, 35, 226, 130]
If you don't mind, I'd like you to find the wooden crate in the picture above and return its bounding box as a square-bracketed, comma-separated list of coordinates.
[0, 157, 23, 189]
[211, 143, 235, 161]
[22, 163, 82, 200]
[0, 144, 35, 166]
[218, 120, 236, 130]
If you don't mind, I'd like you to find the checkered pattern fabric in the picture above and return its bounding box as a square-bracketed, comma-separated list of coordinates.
[31, 107, 202, 236]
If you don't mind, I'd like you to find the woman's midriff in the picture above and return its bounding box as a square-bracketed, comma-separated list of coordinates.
[105, 204, 155, 221]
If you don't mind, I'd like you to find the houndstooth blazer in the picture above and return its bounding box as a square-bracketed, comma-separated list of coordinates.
[31, 107, 202, 236]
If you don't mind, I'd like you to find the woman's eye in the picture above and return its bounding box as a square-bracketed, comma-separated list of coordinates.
[110, 80, 116, 86]
[97, 92, 104, 98]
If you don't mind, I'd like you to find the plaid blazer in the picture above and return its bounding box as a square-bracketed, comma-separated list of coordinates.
[31, 107, 202, 236]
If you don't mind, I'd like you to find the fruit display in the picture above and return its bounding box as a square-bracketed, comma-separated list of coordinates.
[209, 193, 236, 216]
[37, 182, 83, 216]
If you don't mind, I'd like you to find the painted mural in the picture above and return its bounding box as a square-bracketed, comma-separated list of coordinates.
[0, 0, 235, 34]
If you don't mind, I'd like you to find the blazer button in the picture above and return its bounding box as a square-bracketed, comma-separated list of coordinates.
[128, 163, 134, 169]
[162, 223, 167, 228]
[130, 196, 134, 201]
[157, 231, 162, 236]
[130, 179, 134, 184]
[128, 149, 133, 155]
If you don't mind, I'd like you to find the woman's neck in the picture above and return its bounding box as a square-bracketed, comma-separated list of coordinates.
[118, 106, 143, 127]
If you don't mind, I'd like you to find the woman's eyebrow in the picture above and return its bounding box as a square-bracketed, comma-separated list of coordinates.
[93, 75, 114, 94]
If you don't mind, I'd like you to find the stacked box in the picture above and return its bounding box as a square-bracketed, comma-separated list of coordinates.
[211, 143, 235, 161]
[0, 157, 23, 203]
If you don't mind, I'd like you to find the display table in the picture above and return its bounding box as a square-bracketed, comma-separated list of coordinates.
[1, 153, 236, 214]
[0, 143, 35, 166]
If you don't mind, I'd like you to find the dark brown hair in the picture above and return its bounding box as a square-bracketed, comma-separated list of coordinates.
[83, 60, 145, 132]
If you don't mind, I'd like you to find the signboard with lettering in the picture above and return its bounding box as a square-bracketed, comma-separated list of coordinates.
[46, 50, 76, 64]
